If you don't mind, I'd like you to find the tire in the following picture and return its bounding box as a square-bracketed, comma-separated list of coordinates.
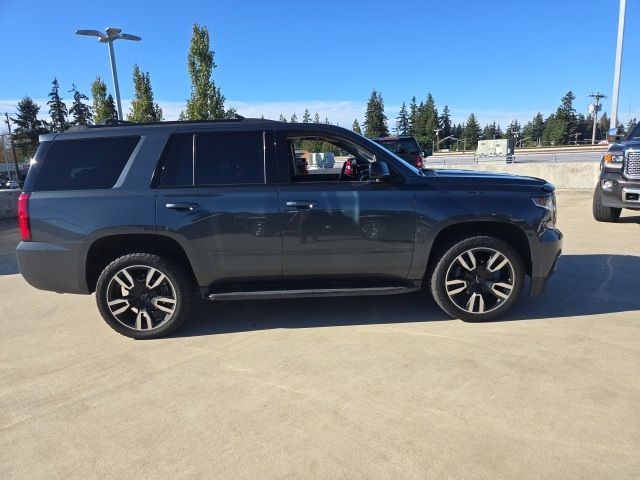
[592, 186, 621, 222]
[430, 236, 525, 322]
[96, 253, 195, 339]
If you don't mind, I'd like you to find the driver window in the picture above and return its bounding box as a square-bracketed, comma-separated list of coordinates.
[287, 135, 375, 183]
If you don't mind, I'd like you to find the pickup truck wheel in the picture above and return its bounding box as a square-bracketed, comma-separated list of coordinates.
[95, 253, 194, 339]
[592, 187, 621, 222]
[430, 236, 524, 322]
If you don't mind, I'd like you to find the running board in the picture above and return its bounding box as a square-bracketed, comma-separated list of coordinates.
[208, 285, 419, 301]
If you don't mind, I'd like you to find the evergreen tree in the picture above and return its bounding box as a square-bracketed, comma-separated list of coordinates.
[127, 64, 163, 123]
[302, 109, 311, 123]
[313, 112, 321, 123]
[598, 113, 610, 140]
[278, 114, 287, 122]
[522, 112, 545, 146]
[352, 119, 362, 134]
[395, 102, 410, 135]
[91, 76, 117, 124]
[47, 78, 68, 132]
[408, 96, 419, 135]
[627, 118, 637, 136]
[10, 96, 49, 159]
[481, 121, 502, 140]
[439, 105, 452, 146]
[462, 113, 481, 150]
[541, 114, 565, 145]
[68, 84, 93, 126]
[363, 89, 389, 138]
[185, 23, 232, 120]
[413, 93, 438, 150]
[290, 113, 298, 123]
[506, 119, 521, 140]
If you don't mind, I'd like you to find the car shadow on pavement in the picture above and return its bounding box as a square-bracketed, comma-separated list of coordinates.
[174, 253, 640, 337]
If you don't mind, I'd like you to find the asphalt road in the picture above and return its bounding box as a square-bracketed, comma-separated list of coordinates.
[0, 191, 639, 479]
[427, 149, 603, 166]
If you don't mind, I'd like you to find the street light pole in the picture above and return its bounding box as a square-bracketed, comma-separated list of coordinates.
[4, 113, 20, 180]
[106, 41, 123, 121]
[610, 0, 626, 135]
[75, 27, 142, 121]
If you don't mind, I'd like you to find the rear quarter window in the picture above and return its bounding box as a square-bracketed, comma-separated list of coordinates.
[31, 136, 140, 191]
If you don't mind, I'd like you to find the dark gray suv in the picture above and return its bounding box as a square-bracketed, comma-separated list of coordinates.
[17, 117, 562, 338]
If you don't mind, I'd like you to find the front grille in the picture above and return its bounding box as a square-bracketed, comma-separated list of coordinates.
[626, 152, 640, 179]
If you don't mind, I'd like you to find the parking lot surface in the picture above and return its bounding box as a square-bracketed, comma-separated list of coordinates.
[0, 190, 638, 479]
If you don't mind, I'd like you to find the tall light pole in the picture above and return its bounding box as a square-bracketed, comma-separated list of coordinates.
[75, 27, 142, 120]
[610, 0, 626, 136]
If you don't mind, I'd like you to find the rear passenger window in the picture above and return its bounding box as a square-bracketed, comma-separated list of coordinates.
[159, 134, 194, 187]
[196, 132, 264, 185]
[32, 136, 139, 191]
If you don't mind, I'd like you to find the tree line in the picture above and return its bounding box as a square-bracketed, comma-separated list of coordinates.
[7, 24, 233, 160]
[355, 89, 637, 152]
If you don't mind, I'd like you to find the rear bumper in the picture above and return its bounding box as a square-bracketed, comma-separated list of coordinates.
[529, 228, 562, 297]
[16, 242, 89, 294]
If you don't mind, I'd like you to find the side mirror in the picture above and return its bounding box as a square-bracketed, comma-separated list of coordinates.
[369, 161, 391, 181]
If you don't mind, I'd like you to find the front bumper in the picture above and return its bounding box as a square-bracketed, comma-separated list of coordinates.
[599, 172, 640, 210]
[529, 227, 563, 297]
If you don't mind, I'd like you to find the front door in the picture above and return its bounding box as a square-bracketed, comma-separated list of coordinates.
[276, 130, 415, 282]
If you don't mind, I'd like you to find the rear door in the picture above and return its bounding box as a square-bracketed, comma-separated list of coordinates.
[155, 128, 281, 288]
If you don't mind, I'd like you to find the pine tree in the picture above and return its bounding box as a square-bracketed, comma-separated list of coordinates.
[290, 113, 298, 123]
[408, 96, 419, 135]
[302, 109, 311, 123]
[413, 93, 438, 150]
[522, 112, 545, 146]
[462, 113, 481, 150]
[627, 118, 637, 135]
[313, 112, 320, 123]
[47, 78, 68, 132]
[542, 114, 566, 146]
[363, 89, 388, 138]
[598, 113, 610, 140]
[395, 102, 410, 135]
[11, 97, 49, 159]
[439, 105, 452, 146]
[278, 114, 287, 122]
[68, 84, 93, 126]
[352, 119, 362, 134]
[91, 76, 117, 124]
[127, 64, 163, 123]
[185, 24, 232, 120]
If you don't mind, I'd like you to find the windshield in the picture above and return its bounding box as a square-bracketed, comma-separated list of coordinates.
[628, 123, 640, 140]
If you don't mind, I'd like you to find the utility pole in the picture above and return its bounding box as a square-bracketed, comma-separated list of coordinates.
[4, 113, 20, 180]
[434, 128, 441, 153]
[589, 92, 607, 144]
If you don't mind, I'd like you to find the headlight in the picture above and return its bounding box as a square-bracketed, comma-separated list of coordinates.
[532, 194, 557, 229]
[603, 152, 624, 163]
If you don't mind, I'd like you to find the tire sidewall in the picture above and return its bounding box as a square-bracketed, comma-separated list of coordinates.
[431, 236, 525, 322]
[95, 254, 192, 339]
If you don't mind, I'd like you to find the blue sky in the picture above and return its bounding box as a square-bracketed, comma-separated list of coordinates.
[1, 0, 639, 128]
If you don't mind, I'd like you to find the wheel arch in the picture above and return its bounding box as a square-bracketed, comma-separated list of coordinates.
[425, 221, 532, 281]
[85, 233, 197, 293]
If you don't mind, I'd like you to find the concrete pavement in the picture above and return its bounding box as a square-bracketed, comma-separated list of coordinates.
[0, 191, 639, 479]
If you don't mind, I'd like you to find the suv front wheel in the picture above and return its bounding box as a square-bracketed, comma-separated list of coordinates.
[430, 236, 524, 322]
[95, 253, 194, 339]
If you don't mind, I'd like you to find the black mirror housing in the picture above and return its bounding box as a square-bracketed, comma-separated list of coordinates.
[369, 161, 390, 180]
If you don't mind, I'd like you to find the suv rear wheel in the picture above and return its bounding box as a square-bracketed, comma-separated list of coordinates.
[430, 236, 524, 322]
[95, 253, 194, 339]
[592, 186, 621, 222]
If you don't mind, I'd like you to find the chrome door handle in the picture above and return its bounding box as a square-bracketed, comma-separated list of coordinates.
[165, 202, 199, 211]
[286, 201, 317, 209]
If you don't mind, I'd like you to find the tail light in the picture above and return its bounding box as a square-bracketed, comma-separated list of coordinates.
[416, 155, 424, 169]
[18, 192, 32, 241]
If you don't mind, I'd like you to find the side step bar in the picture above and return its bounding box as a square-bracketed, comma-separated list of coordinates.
[208, 285, 419, 301]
